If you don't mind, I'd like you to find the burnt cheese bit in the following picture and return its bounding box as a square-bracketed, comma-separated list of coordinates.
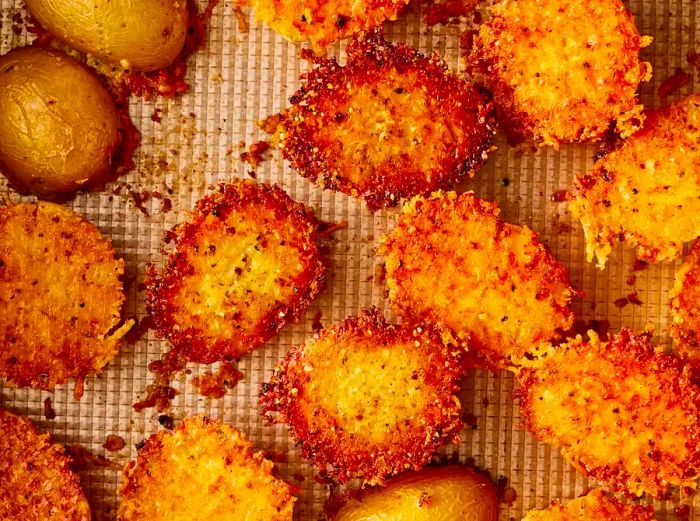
[264, 30, 495, 210]
[233, 0, 409, 50]
[0, 202, 133, 397]
[146, 179, 327, 364]
[570, 94, 700, 268]
[259, 308, 468, 485]
[523, 489, 658, 521]
[118, 415, 295, 520]
[516, 329, 700, 497]
[381, 191, 577, 369]
[0, 408, 90, 520]
[466, 0, 651, 147]
[670, 241, 700, 365]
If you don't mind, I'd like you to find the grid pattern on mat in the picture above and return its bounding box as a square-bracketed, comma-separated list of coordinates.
[0, 0, 698, 519]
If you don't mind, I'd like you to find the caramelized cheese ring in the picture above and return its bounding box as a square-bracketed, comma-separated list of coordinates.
[522, 489, 657, 521]
[517, 329, 700, 497]
[467, 0, 651, 147]
[669, 241, 700, 365]
[259, 308, 468, 485]
[146, 180, 327, 364]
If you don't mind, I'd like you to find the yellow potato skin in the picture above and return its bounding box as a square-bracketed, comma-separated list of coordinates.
[0, 47, 121, 197]
[331, 466, 498, 521]
[25, 0, 187, 71]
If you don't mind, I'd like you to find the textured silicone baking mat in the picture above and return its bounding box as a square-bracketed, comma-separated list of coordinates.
[0, 0, 698, 519]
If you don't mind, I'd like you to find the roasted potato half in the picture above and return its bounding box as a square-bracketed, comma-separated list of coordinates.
[0, 46, 122, 197]
[0, 202, 133, 397]
[25, 0, 187, 71]
[331, 466, 498, 521]
[516, 329, 700, 497]
[118, 415, 295, 520]
[260, 308, 468, 485]
[1, 408, 90, 521]
[381, 191, 576, 368]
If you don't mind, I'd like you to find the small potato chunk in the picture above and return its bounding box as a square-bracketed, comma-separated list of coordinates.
[25, 0, 187, 71]
[0, 47, 122, 197]
[331, 466, 498, 521]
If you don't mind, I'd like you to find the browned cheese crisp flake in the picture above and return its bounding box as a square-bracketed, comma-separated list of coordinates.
[522, 489, 657, 521]
[234, 0, 410, 50]
[118, 415, 295, 520]
[381, 191, 577, 368]
[570, 94, 700, 268]
[466, 0, 652, 147]
[0, 408, 90, 520]
[670, 241, 700, 366]
[146, 180, 327, 364]
[516, 329, 700, 497]
[0, 202, 133, 396]
[265, 30, 495, 210]
[259, 308, 468, 485]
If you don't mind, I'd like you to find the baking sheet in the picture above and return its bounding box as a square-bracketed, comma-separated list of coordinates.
[0, 0, 698, 519]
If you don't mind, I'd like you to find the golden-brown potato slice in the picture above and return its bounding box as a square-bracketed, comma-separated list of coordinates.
[669, 241, 700, 365]
[264, 31, 495, 210]
[331, 466, 498, 521]
[466, 0, 652, 147]
[235, 0, 409, 50]
[380, 191, 576, 368]
[259, 308, 468, 485]
[118, 414, 295, 520]
[0, 202, 132, 396]
[570, 94, 700, 268]
[516, 329, 700, 497]
[522, 489, 656, 521]
[0, 408, 90, 520]
[146, 180, 327, 364]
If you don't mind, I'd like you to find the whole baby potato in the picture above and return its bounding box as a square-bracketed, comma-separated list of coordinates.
[25, 0, 188, 71]
[331, 466, 499, 521]
[0, 47, 122, 197]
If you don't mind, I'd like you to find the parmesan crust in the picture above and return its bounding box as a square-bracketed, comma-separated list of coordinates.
[0, 202, 132, 395]
[522, 489, 657, 521]
[1, 408, 90, 521]
[466, 0, 652, 147]
[119, 415, 295, 520]
[516, 329, 700, 497]
[381, 191, 576, 368]
[234, 0, 409, 50]
[570, 94, 700, 268]
[265, 30, 495, 210]
[259, 308, 468, 485]
[146, 180, 327, 364]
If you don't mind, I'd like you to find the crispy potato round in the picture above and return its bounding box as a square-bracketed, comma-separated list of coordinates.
[259, 308, 468, 485]
[265, 31, 495, 210]
[466, 0, 652, 147]
[523, 489, 656, 521]
[516, 329, 700, 497]
[381, 191, 576, 368]
[669, 241, 700, 365]
[570, 94, 700, 268]
[0, 202, 132, 394]
[0, 47, 122, 197]
[25, 0, 187, 71]
[331, 466, 498, 521]
[146, 180, 327, 364]
[0, 408, 90, 520]
[235, 0, 409, 51]
[118, 415, 295, 520]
